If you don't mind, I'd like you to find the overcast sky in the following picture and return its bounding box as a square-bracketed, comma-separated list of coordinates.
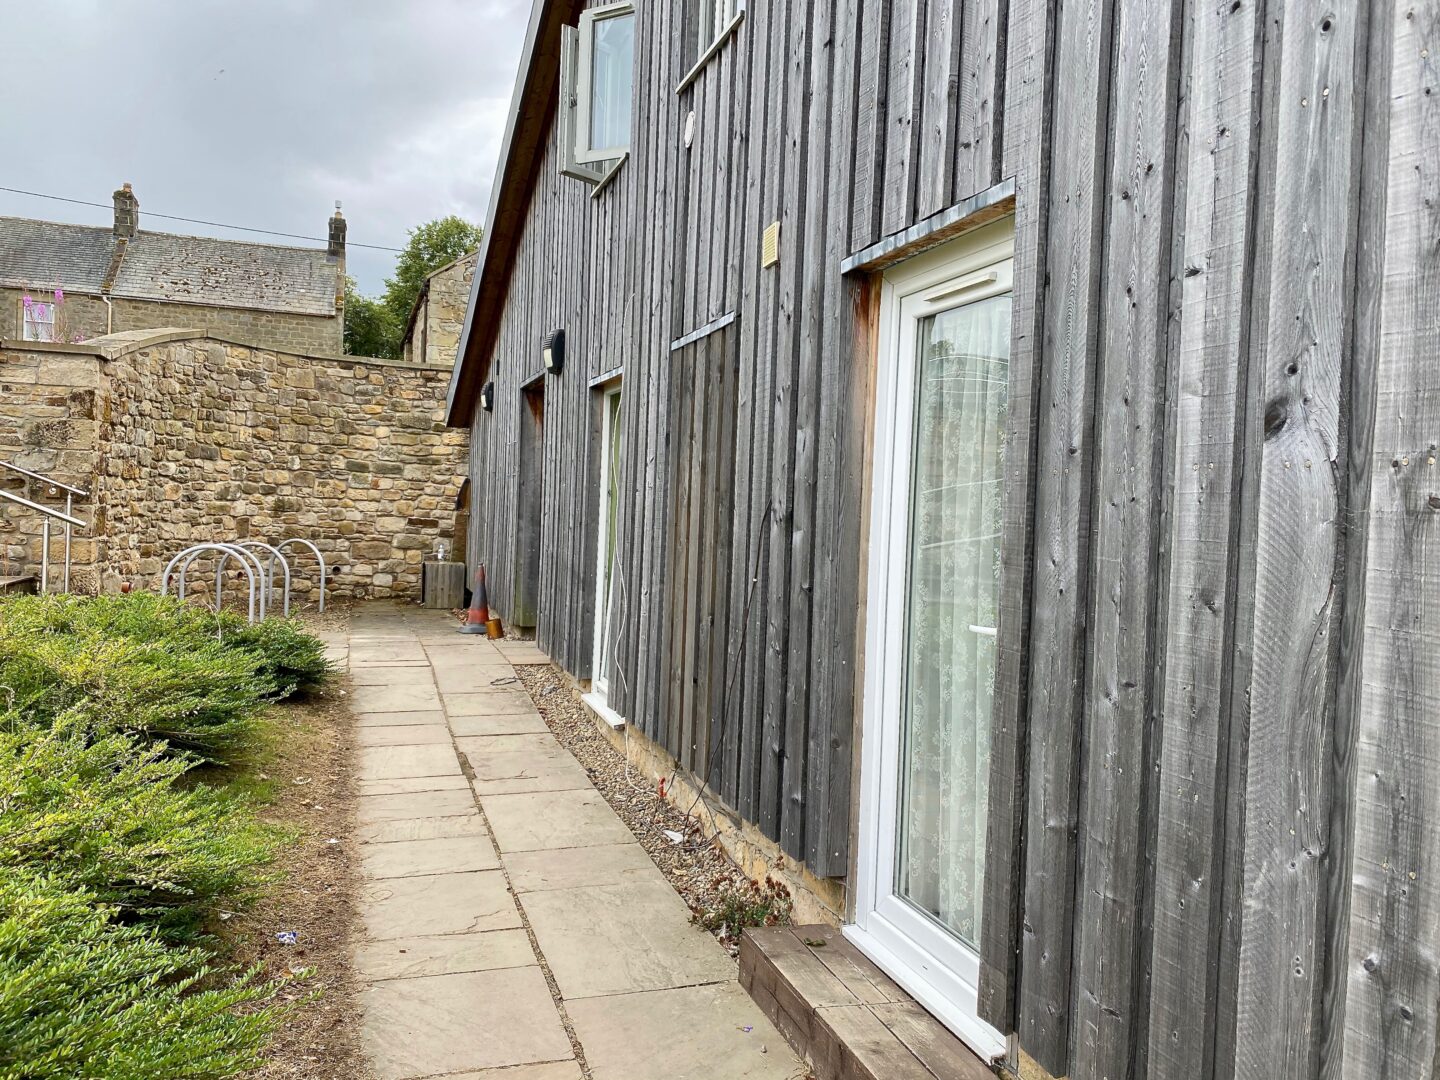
[0, 0, 530, 295]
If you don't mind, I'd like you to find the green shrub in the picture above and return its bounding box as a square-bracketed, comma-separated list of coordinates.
[0, 629, 266, 757]
[0, 593, 332, 757]
[0, 870, 278, 1080]
[23, 592, 336, 699]
[207, 612, 334, 698]
[0, 718, 281, 942]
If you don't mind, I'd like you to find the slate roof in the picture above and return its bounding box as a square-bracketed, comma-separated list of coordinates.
[0, 215, 339, 317]
[0, 218, 115, 295]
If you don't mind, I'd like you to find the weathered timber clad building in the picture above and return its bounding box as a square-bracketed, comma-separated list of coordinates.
[446, 1, 1439, 1077]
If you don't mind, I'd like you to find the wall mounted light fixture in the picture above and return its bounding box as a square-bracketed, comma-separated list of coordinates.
[543, 330, 566, 376]
[480, 381, 495, 411]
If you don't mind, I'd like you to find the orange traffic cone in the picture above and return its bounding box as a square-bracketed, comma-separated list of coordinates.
[458, 564, 504, 639]
[458, 565, 489, 635]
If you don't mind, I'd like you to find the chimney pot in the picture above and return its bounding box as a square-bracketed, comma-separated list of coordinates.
[113, 183, 139, 239]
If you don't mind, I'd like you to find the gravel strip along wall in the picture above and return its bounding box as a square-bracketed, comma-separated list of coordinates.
[516, 664, 844, 934]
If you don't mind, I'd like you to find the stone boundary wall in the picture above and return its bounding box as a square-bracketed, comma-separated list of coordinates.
[0, 329, 468, 601]
[0, 343, 103, 590]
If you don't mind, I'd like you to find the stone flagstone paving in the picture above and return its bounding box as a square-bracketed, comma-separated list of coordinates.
[344, 605, 803, 1080]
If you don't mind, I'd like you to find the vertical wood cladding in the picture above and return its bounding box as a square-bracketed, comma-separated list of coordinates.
[460, 1, 1436, 1076]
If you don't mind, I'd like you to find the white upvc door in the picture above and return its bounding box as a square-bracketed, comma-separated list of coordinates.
[590, 385, 623, 705]
[848, 221, 1014, 1063]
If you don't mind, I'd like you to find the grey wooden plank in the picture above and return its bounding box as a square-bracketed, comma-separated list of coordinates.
[953, 0, 1002, 197]
[725, 0, 771, 812]
[684, 337, 712, 767]
[612, 0, 663, 719]
[849, 0, 891, 251]
[977, 0, 1055, 1036]
[639, 0, 685, 739]
[701, 330, 740, 789]
[714, 0, 759, 810]
[763, 0, 805, 846]
[881, 0, 923, 237]
[747, 0, 787, 834]
[1013, 0, 1114, 1071]
[1232, 6, 1364, 1076]
[1068, 0, 1183, 1073]
[1339, 2, 1440, 1077]
[804, 0, 863, 878]
[916, 0, 961, 219]
[1143, 0, 1266, 1075]
[780, 0, 835, 860]
[727, 0, 777, 818]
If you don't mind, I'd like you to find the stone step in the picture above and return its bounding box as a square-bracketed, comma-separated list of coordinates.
[0, 575, 37, 595]
[740, 925, 995, 1080]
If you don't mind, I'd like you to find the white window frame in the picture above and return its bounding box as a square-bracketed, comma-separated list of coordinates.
[677, 0, 746, 94]
[574, 1, 635, 164]
[559, 25, 609, 184]
[697, 0, 742, 55]
[21, 298, 56, 342]
[847, 219, 1015, 1065]
[583, 381, 626, 730]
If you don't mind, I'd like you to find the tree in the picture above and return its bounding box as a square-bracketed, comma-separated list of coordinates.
[342, 277, 400, 359]
[340, 216, 483, 359]
[381, 216, 484, 331]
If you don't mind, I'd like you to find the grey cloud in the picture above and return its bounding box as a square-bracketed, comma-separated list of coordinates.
[0, 0, 530, 293]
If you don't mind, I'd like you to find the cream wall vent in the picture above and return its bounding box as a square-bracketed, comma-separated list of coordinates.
[762, 221, 780, 268]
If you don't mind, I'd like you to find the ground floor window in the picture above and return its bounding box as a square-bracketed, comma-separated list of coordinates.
[591, 383, 623, 707]
[22, 295, 56, 341]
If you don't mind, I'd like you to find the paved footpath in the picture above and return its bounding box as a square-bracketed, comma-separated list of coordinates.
[341, 605, 803, 1080]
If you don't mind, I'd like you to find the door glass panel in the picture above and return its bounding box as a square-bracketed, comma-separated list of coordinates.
[895, 293, 1010, 949]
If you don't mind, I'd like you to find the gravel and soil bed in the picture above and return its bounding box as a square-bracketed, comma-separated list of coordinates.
[515, 666, 791, 956]
[239, 609, 371, 1080]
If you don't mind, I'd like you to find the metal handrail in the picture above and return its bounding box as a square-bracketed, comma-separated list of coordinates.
[0, 488, 89, 596]
[0, 460, 89, 497]
[0, 488, 86, 527]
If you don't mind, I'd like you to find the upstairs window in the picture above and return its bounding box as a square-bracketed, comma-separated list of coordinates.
[696, 0, 741, 55]
[21, 296, 55, 342]
[560, 2, 634, 183]
[677, 0, 744, 94]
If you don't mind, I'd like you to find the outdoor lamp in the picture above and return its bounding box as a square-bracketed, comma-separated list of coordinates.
[480, 381, 495, 412]
[542, 330, 565, 376]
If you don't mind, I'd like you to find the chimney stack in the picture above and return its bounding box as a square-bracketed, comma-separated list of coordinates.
[113, 182, 139, 239]
[328, 202, 347, 260]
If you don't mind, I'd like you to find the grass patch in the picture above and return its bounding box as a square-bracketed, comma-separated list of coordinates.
[0, 591, 335, 1078]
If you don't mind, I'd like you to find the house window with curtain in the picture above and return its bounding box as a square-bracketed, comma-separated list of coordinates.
[21, 296, 55, 342]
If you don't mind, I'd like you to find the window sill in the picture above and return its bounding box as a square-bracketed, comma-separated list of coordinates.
[590, 153, 629, 199]
[675, 9, 745, 94]
[581, 690, 626, 730]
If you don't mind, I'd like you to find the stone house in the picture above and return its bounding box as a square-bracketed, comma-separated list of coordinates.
[401, 249, 479, 369]
[0, 183, 346, 355]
